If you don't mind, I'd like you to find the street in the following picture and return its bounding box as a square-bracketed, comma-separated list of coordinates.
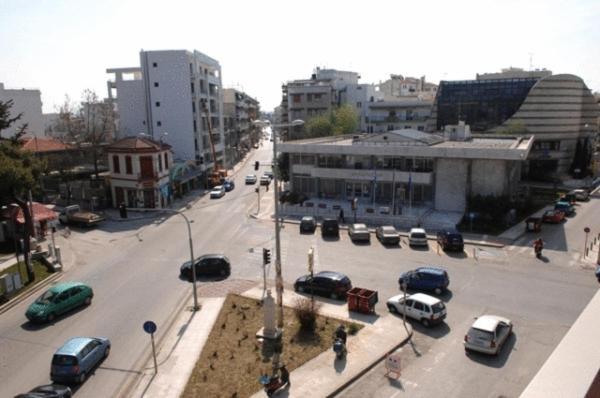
[0, 140, 598, 398]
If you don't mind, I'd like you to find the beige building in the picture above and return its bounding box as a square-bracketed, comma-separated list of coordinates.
[0, 83, 44, 138]
[222, 88, 260, 166]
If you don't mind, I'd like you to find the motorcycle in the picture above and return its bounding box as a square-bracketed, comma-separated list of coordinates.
[259, 367, 289, 397]
[333, 337, 346, 360]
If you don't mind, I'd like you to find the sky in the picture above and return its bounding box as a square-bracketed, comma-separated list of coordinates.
[1, 0, 599, 113]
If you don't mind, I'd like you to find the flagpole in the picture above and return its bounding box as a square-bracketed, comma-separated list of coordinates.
[391, 168, 396, 215]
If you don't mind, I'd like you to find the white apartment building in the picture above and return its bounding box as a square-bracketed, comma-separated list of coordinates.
[341, 84, 383, 132]
[106, 50, 225, 170]
[366, 99, 433, 133]
[0, 83, 44, 138]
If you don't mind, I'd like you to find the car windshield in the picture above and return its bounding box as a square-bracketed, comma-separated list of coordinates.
[383, 227, 396, 234]
[468, 328, 494, 342]
[52, 354, 77, 366]
[37, 290, 57, 304]
[412, 233, 426, 239]
[431, 302, 445, 313]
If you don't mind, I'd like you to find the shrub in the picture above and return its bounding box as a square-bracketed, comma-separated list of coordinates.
[293, 297, 321, 332]
[348, 322, 360, 335]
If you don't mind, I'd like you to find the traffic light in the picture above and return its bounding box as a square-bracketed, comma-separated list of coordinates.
[255, 161, 259, 171]
[263, 248, 271, 265]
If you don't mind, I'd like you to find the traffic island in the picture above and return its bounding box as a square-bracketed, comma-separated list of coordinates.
[0, 260, 54, 307]
[181, 294, 362, 398]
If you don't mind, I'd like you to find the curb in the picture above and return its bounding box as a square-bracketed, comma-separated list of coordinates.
[0, 271, 64, 315]
[327, 325, 414, 398]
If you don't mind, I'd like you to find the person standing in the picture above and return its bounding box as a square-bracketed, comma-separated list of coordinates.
[339, 208, 345, 223]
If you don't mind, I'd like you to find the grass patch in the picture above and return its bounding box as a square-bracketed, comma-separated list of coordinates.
[0, 260, 53, 301]
[181, 294, 362, 398]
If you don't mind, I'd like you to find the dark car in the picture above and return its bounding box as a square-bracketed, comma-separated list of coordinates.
[554, 201, 575, 216]
[180, 254, 231, 279]
[223, 180, 235, 192]
[300, 216, 317, 233]
[398, 267, 449, 295]
[436, 229, 464, 252]
[15, 384, 72, 398]
[294, 271, 352, 300]
[321, 218, 339, 238]
[375, 226, 400, 245]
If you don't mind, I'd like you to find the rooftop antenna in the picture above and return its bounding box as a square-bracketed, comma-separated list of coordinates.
[528, 52, 534, 71]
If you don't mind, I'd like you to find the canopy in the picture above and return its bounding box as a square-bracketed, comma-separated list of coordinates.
[1, 202, 58, 224]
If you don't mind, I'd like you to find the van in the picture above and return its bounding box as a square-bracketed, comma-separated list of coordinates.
[51, 337, 111, 384]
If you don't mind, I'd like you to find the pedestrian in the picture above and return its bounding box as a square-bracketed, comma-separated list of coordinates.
[339, 208, 345, 223]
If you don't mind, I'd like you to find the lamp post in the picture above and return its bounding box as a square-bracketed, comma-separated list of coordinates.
[129, 206, 199, 311]
[253, 119, 304, 362]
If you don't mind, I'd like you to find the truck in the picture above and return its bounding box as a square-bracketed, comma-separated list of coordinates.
[58, 205, 105, 227]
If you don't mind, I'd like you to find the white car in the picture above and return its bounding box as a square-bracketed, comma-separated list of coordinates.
[210, 185, 225, 199]
[245, 174, 257, 184]
[386, 293, 446, 327]
[409, 228, 428, 247]
[348, 223, 370, 242]
[464, 315, 513, 355]
[260, 175, 271, 186]
[569, 189, 589, 201]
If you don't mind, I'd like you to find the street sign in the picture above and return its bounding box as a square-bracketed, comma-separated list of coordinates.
[143, 320, 157, 334]
[584, 227, 591, 233]
[384, 352, 401, 379]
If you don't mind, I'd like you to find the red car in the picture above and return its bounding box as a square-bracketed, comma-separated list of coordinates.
[542, 210, 565, 223]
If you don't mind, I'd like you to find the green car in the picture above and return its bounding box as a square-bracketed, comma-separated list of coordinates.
[26, 282, 93, 323]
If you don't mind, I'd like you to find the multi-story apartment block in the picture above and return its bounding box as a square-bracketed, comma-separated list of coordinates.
[106, 50, 225, 171]
[222, 88, 260, 166]
[341, 84, 382, 132]
[0, 83, 44, 138]
[378, 75, 438, 101]
[366, 99, 433, 133]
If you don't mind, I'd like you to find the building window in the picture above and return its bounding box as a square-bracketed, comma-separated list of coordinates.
[125, 156, 132, 174]
[191, 82, 194, 93]
[192, 101, 196, 112]
[164, 153, 168, 169]
[158, 154, 163, 172]
[307, 94, 313, 102]
[417, 126, 424, 131]
[154, 82, 159, 87]
[314, 93, 322, 100]
[155, 101, 160, 107]
[356, 102, 362, 108]
[292, 94, 301, 103]
[113, 155, 120, 173]
[153, 62, 157, 67]
[194, 138, 199, 151]
[193, 120, 197, 132]
[157, 121, 162, 127]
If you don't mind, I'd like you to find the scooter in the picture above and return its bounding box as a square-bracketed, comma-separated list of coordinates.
[260, 374, 288, 397]
[333, 338, 346, 360]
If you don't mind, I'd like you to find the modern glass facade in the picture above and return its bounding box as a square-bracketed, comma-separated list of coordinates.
[435, 78, 538, 131]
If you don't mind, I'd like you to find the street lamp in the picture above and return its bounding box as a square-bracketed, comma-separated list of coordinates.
[252, 119, 304, 362]
[129, 205, 200, 311]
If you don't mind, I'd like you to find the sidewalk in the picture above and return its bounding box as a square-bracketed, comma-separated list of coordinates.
[497, 205, 553, 242]
[129, 297, 225, 398]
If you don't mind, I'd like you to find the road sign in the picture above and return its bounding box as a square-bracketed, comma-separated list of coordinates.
[584, 227, 591, 233]
[143, 320, 157, 334]
[384, 352, 401, 379]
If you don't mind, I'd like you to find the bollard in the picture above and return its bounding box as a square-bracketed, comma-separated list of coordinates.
[585, 247, 589, 257]
[473, 247, 477, 260]
[55, 246, 62, 265]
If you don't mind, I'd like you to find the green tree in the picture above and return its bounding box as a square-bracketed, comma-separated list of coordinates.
[0, 100, 45, 283]
[277, 152, 290, 182]
[305, 114, 333, 138]
[331, 104, 359, 135]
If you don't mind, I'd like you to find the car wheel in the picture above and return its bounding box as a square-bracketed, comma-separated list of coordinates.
[84, 296, 92, 305]
[46, 313, 56, 322]
[434, 287, 442, 295]
[297, 286, 305, 293]
[330, 292, 338, 300]
[77, 371, 86, 384]
[387, 304, 397, 314]
[104, 346, 111, 358]
[421, 318, 430, 327]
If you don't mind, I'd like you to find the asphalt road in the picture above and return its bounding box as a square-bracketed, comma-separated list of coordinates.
[1, 138, 598, 398]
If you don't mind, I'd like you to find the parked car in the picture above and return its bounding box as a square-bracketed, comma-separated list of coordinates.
[253, 143, 259, 149]
[263, 171, 274, 180]
[210, 185, 226, 199]
[398, 267, 449, 295]
[569, 189, 589, 201]
[542, 209, 565, 224]
[180, 254, 231, 279]
[321, 218, 339, 238]
[59, 205, 104, 227]
[15, 384, 72, 398]
[26, 282, 93, 323]
[464, 315, 513, 355]
[436, 229, 464, 252]
[245, 174, 257, 184]
[348, 223, 370, 242]
[386, 293, 447, 327]
[223, 180, 235, 192]
[408, 228, 428, 247]
[260, 175, 271, 186]
[375, 225, 400, 245]
[299, 216, 317, 233]
[294, 271, 352, 300]
[554, 201, 575, 216]
[50, 337, 111, 384]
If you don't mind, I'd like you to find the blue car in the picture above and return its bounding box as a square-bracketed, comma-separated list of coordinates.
[554, 201, 574, 216]
[51, 337, 111, 384]
[398, 267, 449, 295]
[223, 180, 235, 192]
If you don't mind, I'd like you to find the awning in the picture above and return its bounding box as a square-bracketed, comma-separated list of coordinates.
[1, 202, 58, 224]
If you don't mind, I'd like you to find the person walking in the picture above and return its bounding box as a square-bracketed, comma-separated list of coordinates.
[339, 208, 345, 223]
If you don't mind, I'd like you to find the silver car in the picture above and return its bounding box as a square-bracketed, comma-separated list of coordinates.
[348, 223, 370, 242]
[464, 315, 513, 355]
[210, 185, 225, 199]
[408, 228, 428, 247]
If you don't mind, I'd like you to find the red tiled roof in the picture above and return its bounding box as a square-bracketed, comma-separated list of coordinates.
[1, 202, 58, 224]
[21, 137, 73, 153]
[106, 136, 171, 153]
